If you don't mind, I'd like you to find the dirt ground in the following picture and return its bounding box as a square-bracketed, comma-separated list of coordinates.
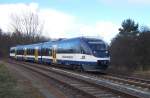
[1, 60, 68, 98]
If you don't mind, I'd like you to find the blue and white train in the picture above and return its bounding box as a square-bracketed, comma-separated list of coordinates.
[10, 37, 110, 72]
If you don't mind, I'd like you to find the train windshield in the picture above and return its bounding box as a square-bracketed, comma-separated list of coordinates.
[88, 41, 107, 51]
[87, 40, 109, 57]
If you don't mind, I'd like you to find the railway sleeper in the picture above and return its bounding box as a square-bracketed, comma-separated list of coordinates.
[94, 93, 115, 97]
[70, 83, 88, 87]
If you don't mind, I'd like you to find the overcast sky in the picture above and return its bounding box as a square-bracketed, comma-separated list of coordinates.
[0, 0, 150, 43]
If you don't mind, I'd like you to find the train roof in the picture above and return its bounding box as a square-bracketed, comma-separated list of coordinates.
[11, 36, 106, 49]
[40, 36, 104, 48]
[48, 36, 104, 43]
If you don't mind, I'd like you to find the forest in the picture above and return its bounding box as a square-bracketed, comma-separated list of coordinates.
[110, 19, 150, 72]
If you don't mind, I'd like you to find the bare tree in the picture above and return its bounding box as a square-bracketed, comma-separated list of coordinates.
[10, 10, 44, 38]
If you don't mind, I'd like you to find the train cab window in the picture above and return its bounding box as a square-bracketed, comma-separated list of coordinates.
[90, 43, 107, 51]
[78, 43, 91, 55]
[87, 39, 107, 51]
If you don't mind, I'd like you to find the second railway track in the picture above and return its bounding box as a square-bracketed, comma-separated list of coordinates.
[7, 59, 150, 98]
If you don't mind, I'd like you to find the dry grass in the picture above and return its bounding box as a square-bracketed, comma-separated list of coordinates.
[0, 63, 21, 98]
[0, 63, 44, 98]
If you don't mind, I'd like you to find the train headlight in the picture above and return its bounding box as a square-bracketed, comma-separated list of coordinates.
[105, 51, 108, 54]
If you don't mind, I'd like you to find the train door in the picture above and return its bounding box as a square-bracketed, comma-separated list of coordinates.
[15, 48, 17, 59]
[35, 47, 38, 62]
[52, 46, 57, 63]
[24, 48, 27, 60]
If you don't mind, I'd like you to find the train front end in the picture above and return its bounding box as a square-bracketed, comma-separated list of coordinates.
[83, 38, 110, 72]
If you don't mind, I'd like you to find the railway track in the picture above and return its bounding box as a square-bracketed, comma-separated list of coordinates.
[16, 60, 150, 91]
[7, 59, 150, 98]
[80, 72, 150, 90]
[100, 74, 150, 89]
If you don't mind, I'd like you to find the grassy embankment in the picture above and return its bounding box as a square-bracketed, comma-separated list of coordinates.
[133, 70, 150, 79]
[109, 66, 150, 79]
[0, 63, 23, 98]
[0, 62, 45, 98]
